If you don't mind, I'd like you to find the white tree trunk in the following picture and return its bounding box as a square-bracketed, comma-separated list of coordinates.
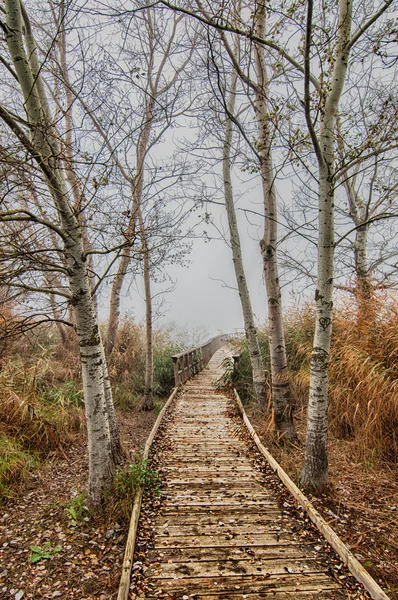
[100, 341, 124, 464]
[301, 0, 352, 491]
[254, 1, 297, 440]
[222, 49, 265, 403]
[5, 0, 117, 507]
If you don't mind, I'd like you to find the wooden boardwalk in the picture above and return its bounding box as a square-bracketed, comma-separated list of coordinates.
[130, 347, 361, 599]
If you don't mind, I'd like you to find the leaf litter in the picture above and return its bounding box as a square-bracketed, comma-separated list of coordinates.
[0, 409, 158, 599]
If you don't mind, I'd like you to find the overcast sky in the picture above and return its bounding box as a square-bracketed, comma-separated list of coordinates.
[115, 163, 301, 339]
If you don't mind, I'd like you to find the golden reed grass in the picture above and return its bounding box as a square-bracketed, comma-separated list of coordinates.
[286, 293, 398, 466]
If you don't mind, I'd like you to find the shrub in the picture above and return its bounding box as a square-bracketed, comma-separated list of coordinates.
[0, 435, 37, 499]
[103, 455, 161, 525]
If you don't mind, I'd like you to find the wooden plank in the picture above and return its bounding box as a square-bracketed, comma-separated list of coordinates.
[234, 389, 390, 600]
[157, 512, 281, 526]
[159, 504, 281, 515]
[143, 591, 346, 599]
[117, 387, 179, 600]
[148, 556, 326, 579]
[144, 572, 343, 594]
[148, 544, 313, 563]
[156, 522, 294, 537]
[160, 492, 277, 503]
[154, 532, 294, 548]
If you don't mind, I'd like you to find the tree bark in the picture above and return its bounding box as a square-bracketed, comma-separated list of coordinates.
[4, 0, 117, 507]
[106, 96, 155, 357]
[100, 340, 125, 464]
[301, 0, 352, 492]
[139, 211, 154, 411]
[222, 43, 266, 404]
[253, 1, 297, 440]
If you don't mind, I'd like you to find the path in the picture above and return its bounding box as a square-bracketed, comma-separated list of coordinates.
[131, 347, 351, 599]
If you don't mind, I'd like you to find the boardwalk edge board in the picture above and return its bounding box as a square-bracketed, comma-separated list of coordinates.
[233, 388, 390, 600]
[117, 386, 179, 600]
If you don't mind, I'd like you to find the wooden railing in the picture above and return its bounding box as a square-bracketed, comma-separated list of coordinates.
[171, 333, 231, 386]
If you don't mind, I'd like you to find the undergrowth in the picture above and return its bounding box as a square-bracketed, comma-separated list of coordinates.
[286, 296, 398, 466]
[221, 295, 398, 468]
[103, 455, 161, 525]
[0, 334, 84, 499]
[0, 434, 37, 498]
[109, 320, 182, 410]
[0, 316, 185, 498]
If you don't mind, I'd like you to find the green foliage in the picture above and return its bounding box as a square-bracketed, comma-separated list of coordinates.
[0, 435, 37, 499]
[110, 319, 183, 410]
[65, 493, 90, 523]
[216, 335, 271, 403]
[214, 356, 240, 390]
[153, 342, 182, 396]
[120, 456, 161, 495]
[40, 380, 84, 408]
[29, 542, 62, 564]
[104, 455, 161, 525]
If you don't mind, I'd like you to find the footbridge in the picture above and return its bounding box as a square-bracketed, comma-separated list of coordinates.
[118, 335, 389, 600]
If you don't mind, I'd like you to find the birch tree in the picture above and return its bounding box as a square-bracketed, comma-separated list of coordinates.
[300, 0, 394, 491]
[195, 0, 297, 438]
[221, 36, 266, 403]
[0, 0, 122, 507]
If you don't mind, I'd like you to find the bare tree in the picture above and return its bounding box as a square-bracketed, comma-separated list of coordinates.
[0, 0, 123, 507]
[300, 0, 393, 491]
[221, 33, 266, 403]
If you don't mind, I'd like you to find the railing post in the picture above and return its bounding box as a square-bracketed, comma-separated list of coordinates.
[233, 354, 240, 372]
[172, 356, 179, 386]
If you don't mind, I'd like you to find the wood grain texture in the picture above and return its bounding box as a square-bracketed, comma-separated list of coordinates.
[129, 347, 363, 599]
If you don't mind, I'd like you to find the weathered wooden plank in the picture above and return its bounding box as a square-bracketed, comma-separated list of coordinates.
[144, 593, 345, 599]
[144, 572, 343, 594]
[143, 591, 346, 600]
[157, 512, 281, 526]
[160, 466, 254, 473]
[154, 532, 294, 548]
[156, 521, 294, 537]
[159, 504, 281, 516]
[148, 544, 314, 563]
[148, 556, 326, 579]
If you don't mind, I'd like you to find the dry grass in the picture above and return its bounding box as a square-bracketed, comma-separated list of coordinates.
[0, 341, 85, 498]
[285, 294, 398, 466]
[108, 319, 182, 409]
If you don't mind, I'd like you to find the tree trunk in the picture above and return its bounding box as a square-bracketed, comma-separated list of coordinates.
[106, 248, 133, 357]
[300, 162, 334, 492]
[100, 341, 125, 464]
[301, 0, 352, 492]
[139, 212, 154, 411]
[106, 99, 155, 357]
[254, 1, 297, 440]
[71, 257, 115, 507]
[354, 222, 375, 330]
[4, 0, 117, 507]
[222, 46, 266, 404]
[337, 126, 374, 326]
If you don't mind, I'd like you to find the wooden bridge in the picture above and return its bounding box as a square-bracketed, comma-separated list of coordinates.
[118, 338, 389, 600]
